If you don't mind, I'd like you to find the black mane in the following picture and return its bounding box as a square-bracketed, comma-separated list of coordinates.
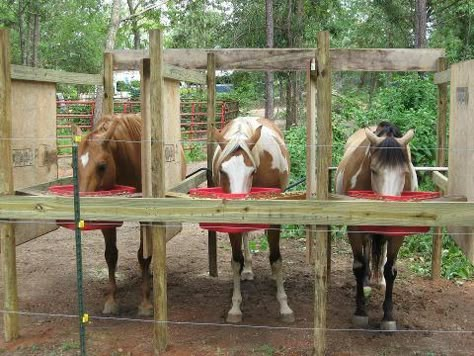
[373, 122, 407, 167]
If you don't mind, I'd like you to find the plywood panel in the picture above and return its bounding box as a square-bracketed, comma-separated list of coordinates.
[11, 80, 58, 190]
[11, 80, 59, 243]
[447, 60, 474, 263]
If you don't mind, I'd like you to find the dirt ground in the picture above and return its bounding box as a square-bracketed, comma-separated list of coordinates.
[0, 161, 473, 355]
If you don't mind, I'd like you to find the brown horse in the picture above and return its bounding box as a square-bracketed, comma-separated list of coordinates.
[212, 116, 294, 323]
[73, 113, 186, 316]
[335, 121, 417, 330]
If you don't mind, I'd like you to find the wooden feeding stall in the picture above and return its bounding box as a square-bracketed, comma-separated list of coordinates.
[2, 27, 474, 356]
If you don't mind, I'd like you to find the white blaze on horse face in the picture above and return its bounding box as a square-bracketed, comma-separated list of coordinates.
[80, 152, 89, 168]
[372, 166, 406, 196]
[221, 154, 255, 194]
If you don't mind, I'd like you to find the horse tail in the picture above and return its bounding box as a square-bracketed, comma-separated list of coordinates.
[370, 234, 386, 287]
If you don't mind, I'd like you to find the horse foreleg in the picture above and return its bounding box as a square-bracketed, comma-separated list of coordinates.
[137, 230, 153, 316]
[241, 232, 254, 280]
[381, 236, 404, 331]
[349, 232, 369, 328]
[268, 225, 294, 323]
[227, 233, 244, 323]
[102, 228, 119, 314]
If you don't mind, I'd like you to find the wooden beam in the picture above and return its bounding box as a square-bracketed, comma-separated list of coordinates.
[149, 29, 168, 353]
[434, 68, 451, 84]
[164, 65, 206, 84]
[207, 53, 218, 278]
[103, 53, 114, 115]
[11, 64, 102, 85]
[169, 170, 207, 194]
[432, 57, 449, 280]
[306, 60, 317, 263]
[3, 195, 474, 226]
[433, 171, 448, 193]
[0, 28, 19, 342]
[314, 31, 331, 356]
[110, 48, 444, 72]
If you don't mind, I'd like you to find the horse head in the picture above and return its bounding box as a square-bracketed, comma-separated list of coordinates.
[365, 123, 414, 196]
[72, 121, 118, 192]
[212, 125, 263, 194]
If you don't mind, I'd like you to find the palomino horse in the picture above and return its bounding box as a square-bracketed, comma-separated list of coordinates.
[212, 117, 294, 323]
[73, 113, 186, 316]
[335, 122, 417, 330]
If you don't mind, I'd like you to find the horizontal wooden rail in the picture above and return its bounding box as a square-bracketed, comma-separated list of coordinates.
[434, 69, 451, 84]
[111, 48, 445, 72]
[433, 171, 448, 192]
[0, 195, 472, 227]
[11, 65, 102, 85]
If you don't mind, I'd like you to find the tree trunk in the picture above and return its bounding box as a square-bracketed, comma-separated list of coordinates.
[127, 0, 141, 49]
[31, 14, 40, 67]
[94, 0, 122, 125]
[415, 0, 427, 48]
[264, 0, 274, 119]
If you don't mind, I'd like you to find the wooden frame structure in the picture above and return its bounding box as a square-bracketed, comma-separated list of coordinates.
[1, 28, 468, 355]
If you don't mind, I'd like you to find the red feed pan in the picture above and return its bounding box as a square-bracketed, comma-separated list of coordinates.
[48, 185, 136, 230]
[189, 187, 281, 233]
[347, 190, 440, 237]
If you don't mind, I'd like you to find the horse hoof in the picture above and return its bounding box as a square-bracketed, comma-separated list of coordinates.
[241, 270, 254, 281]
[280, 311, 295, 323]
[102, 302, 119, 315]
[138, 304, 154, 317]
[381, 321, 397, 331]
[226, 312, 242, 323]
[352, 315, 369, 328]
[363, 286, 372, 298]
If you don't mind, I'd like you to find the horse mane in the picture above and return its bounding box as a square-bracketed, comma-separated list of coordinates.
[215, 121, 258, 170]
[373, 122, 407, 168]
[88, 114, 141, 143]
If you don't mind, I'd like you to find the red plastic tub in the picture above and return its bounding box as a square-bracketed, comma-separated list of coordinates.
[347, 190, 440, 237]
[189, 187, 281, 233]
[48, 184, 136, 230]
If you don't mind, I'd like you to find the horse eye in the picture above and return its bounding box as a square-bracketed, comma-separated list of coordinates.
[97, 162, 107, 173]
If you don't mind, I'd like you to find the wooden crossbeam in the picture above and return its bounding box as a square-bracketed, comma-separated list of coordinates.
[110, 48, 445, 72]
[0, 195, 473, 226]
[11, 65, 102, 85]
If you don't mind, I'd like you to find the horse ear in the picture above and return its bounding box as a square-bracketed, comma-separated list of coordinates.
[213, 127, 227, 151]
[71, 123, 83, 137]
[102, 119, 119, 147]
[246, 125, 263, 150]
[365, 127, 383, 146]
[397, 129, 415, 146]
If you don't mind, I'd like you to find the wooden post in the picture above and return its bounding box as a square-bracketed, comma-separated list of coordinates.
[432, 57, 448, 280]
[306, 60, 317, 263]
[149, 29, 167, 353]
[207, 53, 218, 277]
[103, 52, 114, 115]
[140, 58, 153, 258]
[0, 28, 19, 342]
[314, 31, 332, 356]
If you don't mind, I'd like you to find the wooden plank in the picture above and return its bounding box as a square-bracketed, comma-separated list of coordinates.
[150, 29, 167, 353]
[314, 31, 331, 356]
[3, 195, 474, 226]
[110, 48, 444, 72]
[432, 171, 448, 193]
[0, 28, 19, 342]
[169, 170, 207, 194]
[207, 53, 218, 278]
[434, 68, 451, 84]
[11, 64, 101, 85]
[306, 60, 317, 263]
[432, 57, 449, 280]
[164, 65, 206, 84]
[103, 53, 114, 115]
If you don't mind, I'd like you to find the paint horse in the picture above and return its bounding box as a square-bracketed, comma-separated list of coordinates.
[73, 113, 186, 316]
[335, 122, 417, 330]
[212, 117, 294, 323]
